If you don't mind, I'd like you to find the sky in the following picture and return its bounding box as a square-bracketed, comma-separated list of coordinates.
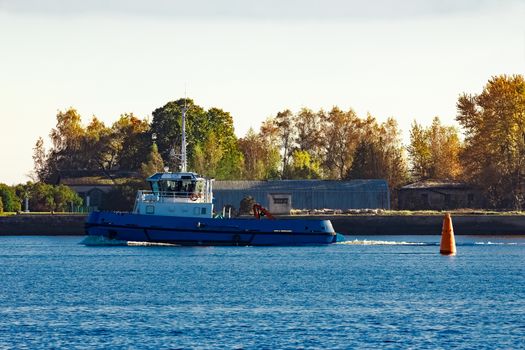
[0, 0, 524, 184]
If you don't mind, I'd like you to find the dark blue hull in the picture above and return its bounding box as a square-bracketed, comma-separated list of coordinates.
[85, 211, 339, 246]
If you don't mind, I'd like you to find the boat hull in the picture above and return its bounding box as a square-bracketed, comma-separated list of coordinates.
[85, 211, 338, 246]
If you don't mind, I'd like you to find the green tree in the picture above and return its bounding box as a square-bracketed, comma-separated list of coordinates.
[288, 150, 321, 179]
[52, 185, 83, 211]
[0, 196, 4, 213]
[14, 182, 32, 211]
[26, 182, 82, 212]
[150, 98, 207, 170]
[140, 142, 165, 178]
[29, 183, 55, 211]
[202, 108, 243, 179]
[457, 74, 525, 208]
[99, 181, 143, 211]
[0, 184, 21, 212]
[348, 139, 382, 179]
[151, 99, 242, 178]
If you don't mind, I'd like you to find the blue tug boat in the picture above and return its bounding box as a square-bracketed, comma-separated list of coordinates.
[85, 106, 341, 246]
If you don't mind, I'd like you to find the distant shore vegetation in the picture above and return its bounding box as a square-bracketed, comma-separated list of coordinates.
[9, 73, 523, 210]
[0, 182, 82, 214]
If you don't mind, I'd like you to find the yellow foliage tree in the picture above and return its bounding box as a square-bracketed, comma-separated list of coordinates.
[457, 74, 525, 208]
[407, 117, 462, 181]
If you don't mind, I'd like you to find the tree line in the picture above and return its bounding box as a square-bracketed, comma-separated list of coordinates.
[31, 74, 525, 209]
[0, 182, 82, 213]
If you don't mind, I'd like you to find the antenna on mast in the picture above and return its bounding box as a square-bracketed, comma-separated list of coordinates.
[180, 89, 188, 172]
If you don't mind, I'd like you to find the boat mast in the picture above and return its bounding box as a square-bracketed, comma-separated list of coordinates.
[181, 100, 188, 172]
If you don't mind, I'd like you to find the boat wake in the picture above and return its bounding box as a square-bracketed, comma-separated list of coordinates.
[81, 235, 128, 246]
[81, 235, 178, 247]
[338, 239, 524, 246]
[338, 239, 434, 246]
[127, 241, 179, 247]
[474, 241, 522, 245]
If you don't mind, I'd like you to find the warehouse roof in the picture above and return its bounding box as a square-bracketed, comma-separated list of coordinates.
[214, 179, 388, 192]
[399, 180, 471, 190]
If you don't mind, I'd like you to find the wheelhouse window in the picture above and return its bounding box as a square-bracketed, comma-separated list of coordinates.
[154, 180, 196, 196]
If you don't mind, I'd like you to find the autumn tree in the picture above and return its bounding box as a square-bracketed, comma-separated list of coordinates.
[110, 113, 150, 171]
[347, 116, 409, 204]
[323, 107, 361, 179]
[83, 116, 115, 172]
[35, 108, 152, 183]
[193, 132, 223, 178]
[292, 108, 327, 178]
[258, 118, 282, 179]
[407, 117, 462, 181]
[238, 127, 280, 180]
[407, 121, 432, 180]
[295, 108, 326, 158]
[238, 128, 266, 180]
[380, 117, 410, 192]
[457, 74, 525, 209]
[348, 114, 382, 179]
[80, 113, 151, 174]
[32, 137, 49, 182]
[271, 109, 296, 178]
[46, 108, 86, 181]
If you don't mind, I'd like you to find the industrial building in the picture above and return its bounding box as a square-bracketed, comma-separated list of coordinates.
[59, 171, 390, 213]
[213, 179, 390, 214]
[397, 180, 484, 210]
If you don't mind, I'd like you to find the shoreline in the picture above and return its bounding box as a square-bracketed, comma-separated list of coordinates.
[2, 213, 525, 236]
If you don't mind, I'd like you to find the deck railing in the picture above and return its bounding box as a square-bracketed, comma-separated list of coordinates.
[136, 190, 212, 203]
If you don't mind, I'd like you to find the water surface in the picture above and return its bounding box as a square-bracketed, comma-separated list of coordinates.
[0, 235, 524, 349]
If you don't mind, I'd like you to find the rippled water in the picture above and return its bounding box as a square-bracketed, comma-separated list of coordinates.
[1, 235, 524, 349]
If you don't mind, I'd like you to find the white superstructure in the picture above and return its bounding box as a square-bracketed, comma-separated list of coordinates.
[133, 172, 214, 218]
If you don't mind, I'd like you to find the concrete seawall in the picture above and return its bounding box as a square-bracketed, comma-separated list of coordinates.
[1, 214, 525, 236]
[0, 214, 87, 235]
[282, 215, 525, 235]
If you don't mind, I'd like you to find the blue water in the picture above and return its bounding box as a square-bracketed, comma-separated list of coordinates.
[0, 235, 524, 349]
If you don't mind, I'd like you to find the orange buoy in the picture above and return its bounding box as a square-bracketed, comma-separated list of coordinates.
[440, 213, 456, 255]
